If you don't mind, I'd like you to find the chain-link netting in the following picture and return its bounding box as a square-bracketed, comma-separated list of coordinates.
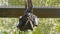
[0, 0, 60, 8]
[0, 18, 60, 34]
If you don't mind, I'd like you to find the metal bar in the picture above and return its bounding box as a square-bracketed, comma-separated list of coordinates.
[0, 8, 60, 18]
[0, 6, 60, 8]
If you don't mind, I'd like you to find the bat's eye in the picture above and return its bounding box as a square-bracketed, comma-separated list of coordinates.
[27, 13, 31, 16]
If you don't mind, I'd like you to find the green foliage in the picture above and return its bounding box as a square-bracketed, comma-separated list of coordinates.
[8, 0, 60, 6]
[0, 18, 60, 34]
[55, 26, 60, 32]
[8, 0, 25, 6]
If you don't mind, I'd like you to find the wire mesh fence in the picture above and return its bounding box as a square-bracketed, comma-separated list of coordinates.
[0, 0, 60, 8]
[0, 18, 60, 34]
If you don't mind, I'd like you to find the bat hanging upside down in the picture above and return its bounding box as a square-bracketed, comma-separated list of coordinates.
[17, 12, 38, 31]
